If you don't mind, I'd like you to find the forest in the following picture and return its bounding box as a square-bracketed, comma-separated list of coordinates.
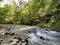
[0, 0, 60, 29]
[0, 0, 60, 45]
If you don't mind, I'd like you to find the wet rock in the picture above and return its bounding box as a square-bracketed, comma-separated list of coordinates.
[9, 40, 13, 43]
[0, 39, 3, 44]
[40, 36, 45, 40]
[17, 41, 22, 45]
[5, 32, 10, 35]
[10, 33, 15, 36]
[22, 42, 27, 45]
[14, 37, 22, 41]
[22, 39, 28, 43]
[21, 39, 28, 45]
[9, 39, 18, 45]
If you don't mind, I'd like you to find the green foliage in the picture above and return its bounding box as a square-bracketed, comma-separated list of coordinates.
[0, 0, 60, 29]
[0, 0, 2, 1]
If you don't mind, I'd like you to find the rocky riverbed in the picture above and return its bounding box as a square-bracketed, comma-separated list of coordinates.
[0, 24, 60, 45]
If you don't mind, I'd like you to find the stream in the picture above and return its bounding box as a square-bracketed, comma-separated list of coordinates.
[0, 24, 60, 45]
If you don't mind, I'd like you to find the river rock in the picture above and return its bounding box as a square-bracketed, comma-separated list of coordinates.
[0, 24, 60, 45]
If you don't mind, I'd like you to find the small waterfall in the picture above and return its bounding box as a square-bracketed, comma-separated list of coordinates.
[26, 27, 60, 45]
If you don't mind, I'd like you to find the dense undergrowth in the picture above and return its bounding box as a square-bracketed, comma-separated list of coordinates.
[0, 0, 60, 30]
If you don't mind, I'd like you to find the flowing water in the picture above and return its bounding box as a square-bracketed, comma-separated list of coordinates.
[0, 24, 60, 45]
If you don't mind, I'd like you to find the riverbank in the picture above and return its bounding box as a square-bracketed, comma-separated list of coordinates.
[0, 25, 60, 45]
